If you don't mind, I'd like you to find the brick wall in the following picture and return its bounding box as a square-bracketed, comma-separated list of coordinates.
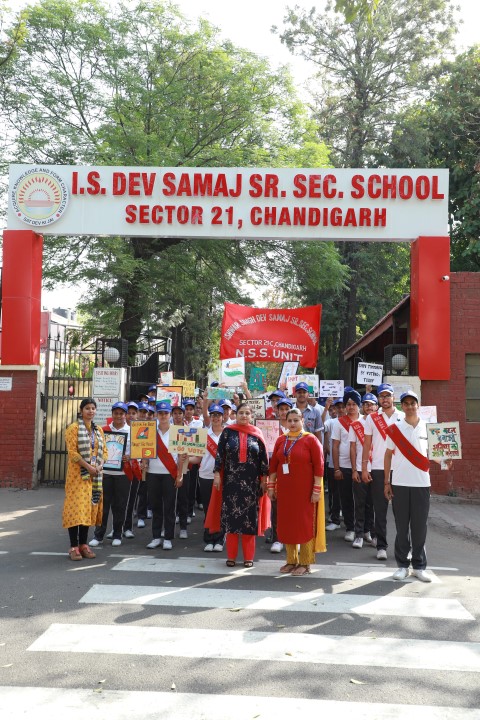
[0, 368, 39, 489]
[422, 273, 480, 497]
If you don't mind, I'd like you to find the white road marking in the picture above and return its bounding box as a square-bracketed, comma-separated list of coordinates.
[28, 624, 480, 673]
[78, 583, 472, 619]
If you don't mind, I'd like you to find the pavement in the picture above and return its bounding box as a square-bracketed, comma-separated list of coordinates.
[1, 485, 479, 542]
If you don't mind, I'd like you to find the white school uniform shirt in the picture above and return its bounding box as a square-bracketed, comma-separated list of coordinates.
[348, 416, 371, 472]
[386, 418, 430, 487]
[331, 416, 355, 468]
[199, 427, 222, 479]
[148, 428, 178, 475]
[363, 408, 405, 470]
[323, 417, 335, 467]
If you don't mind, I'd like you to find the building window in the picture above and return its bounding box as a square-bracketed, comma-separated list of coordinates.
[466, 354, 480, 422]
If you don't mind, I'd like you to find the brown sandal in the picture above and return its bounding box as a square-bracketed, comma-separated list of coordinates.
[291, 564, 311, 576]
[79, 544, 96, 559]
[280, 563, 298, 574]
[69, 547, 82, 561]
[226, 559, 236, 567]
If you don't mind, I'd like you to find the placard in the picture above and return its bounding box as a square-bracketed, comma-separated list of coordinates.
[0, 377, 13, 391]
[129, 420, 157, 459]
[207, 387, 235, 401]
[248, 366, 267, 392]
[319, 380, 344, 398]
[103, 431, 128, 471]
[286, 374, 319, 396]
[246, 397, 266, 419]
[159, 371, 173, 385]
[277, 361, 299, 390]
[173, 378, 196, 396]
[418, 406, 437, 423]
[93, 367, 121, 396]
[427, 421, 462, 460]
[356, 362, 383, 385]
[168, 426, 208, 456]
[255, 419, 281, 455]
[156, 386, 183, 406]
[220, 357, 245, 386]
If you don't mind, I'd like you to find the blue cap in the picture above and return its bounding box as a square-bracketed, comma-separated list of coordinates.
[295, 382, 309, 392]
[148, 384, 157, 392]
[127, 401, 138, 409]
[230, 403, 237, 411]
[333, 397, 345, 405]
[156, 400, 172, 412]
[147, 406, 155, 413]
[377, 383, 394, 395]
[362, 393, 378, 404]
[220, 398, 232, 408]
[171, 404, 185, 412]
[269, 389, 286, 400]
[183, 398, 195, 407]
[111, 401, 127, 412]
[400, 390, 419, 403]
[137, 402, 150, 411]
[209, 404, 225, 415]
[210, 381, 219, 387]
[277, 398, 293, 408]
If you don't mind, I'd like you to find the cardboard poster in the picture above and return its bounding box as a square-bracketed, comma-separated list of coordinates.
[220, 357, 245, 386]
[156, 386, 183, 406]
[255, 419, 281, 455]
[173, 378, 196, 396]
[418, 406, 437, 423]
[286, 374, 319, 396]
[130, 420, 157, 459]
[168, 426, 208, 456]
[320, 379, 344, 398]
[159, 371, 173, 385]
[248, 366, 267, 392]
[356, 362, 383, 386]
[208, 387, 235, 401]
[277, 361, 299, 390]
[427, 421, 462, 460]
[103, 431, 128, 471]
[246, 397, 266, 419]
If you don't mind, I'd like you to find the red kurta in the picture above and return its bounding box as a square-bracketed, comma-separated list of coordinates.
[270, 432, 324, 545]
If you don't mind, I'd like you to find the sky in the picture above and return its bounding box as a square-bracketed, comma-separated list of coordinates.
[30, 0, 479, 310]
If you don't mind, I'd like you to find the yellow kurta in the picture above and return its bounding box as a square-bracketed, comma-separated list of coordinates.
[62, 421, 106, 528]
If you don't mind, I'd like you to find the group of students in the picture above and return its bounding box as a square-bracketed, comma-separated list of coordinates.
[62, 379, 437, 581]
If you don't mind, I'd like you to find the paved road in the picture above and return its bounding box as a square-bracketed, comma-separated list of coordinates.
[1, 487, 480, 718]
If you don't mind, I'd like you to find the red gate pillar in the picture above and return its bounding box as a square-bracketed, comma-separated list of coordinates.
[1, 229, 43, 365]
[410, 235, 450, 380]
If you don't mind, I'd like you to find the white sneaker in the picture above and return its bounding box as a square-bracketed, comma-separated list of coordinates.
[146, 538, 162, 549]
[106, 530, 114, 539]
[197, 504, 204, 510]
[270, 542, 284, 553]
[352, 537, 363, 549]
[412, 569, 432, 583]
[370, 537, 378, 548]
[213, 543, 224, 552]
[376, 548, 387, 560]
[326, 522, 341, 531]
[137, 519, 145, 528]
[112, 538, 122, 547]
[175, 515, 179, 524]
[187, 516, 192, 524]
[363, 532, 373, 544]
[163, 539, 173, 550]
[147, 510, 153, 519]
[89, 538, 101, 547]
[204, 543, 214, 552]
[393, 567, 409, 581]
[344, 531, 355, 542]
[179, 529, 188, 539]
[161, 530, 165, 538]
[123, 529, 135, 539]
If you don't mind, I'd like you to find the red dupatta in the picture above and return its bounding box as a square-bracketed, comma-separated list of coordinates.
[205, 423, 270, 535]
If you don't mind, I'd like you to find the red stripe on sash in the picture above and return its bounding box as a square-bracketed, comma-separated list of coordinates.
[156, 432, 178, 478]
[371, 412, 388, 441]
[338, 416, 352, 432]
[385, 424, 430, 472]
[207, 434, 219, 459]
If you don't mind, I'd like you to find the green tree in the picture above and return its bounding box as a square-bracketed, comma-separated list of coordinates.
[277, 0, 458, 376]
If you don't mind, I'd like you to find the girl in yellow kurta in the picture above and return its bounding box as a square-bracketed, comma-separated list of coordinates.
[62, 398, 107, 561]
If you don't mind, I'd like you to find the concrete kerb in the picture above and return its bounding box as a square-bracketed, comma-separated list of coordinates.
[429, 494, 480, 542]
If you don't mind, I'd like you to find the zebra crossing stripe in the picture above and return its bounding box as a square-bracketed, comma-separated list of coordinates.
[111, 556, 442, 583]
[78, 582, 472, 619]
[28, 623, 480, 673]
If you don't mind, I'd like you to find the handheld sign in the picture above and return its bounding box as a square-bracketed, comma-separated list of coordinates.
[168, 426, 208, 456]
[255, 418, 281, 454]
[427, 422, 462, 460]
[159, 371, 173, 385]
[246, 397, 266, 419]
[320, 380, 344, 398]
[220, 357, 245, 386]
[156, 386, 183, 406]
[130, 420, 157, 459]
[277, 361, 299, 389]
[103, 431, 128, 471]
[173, 378, 196, 396]
[287, 374, 319, 396]
[357, 362, 383, 386]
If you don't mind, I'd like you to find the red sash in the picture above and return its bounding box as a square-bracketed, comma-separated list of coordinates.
[371, 412, 388, 441]
[207, 434, 219, 459]
[156, 431, 178, 478]
[351, 419, 373, 463]
[385, 424, 430, 472]
[338, 416, 352, 433]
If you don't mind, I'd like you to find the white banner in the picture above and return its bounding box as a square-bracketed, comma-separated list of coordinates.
[356, 362, 383, 386]
[8, 165, 449, 241]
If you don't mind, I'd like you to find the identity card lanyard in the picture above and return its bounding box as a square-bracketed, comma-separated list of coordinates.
[90, 426, 97, 467]
[282, 433, 303, 475]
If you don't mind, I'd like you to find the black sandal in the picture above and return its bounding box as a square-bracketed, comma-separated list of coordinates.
[226, 559, 236, 567]
[244, 561, 254, 568]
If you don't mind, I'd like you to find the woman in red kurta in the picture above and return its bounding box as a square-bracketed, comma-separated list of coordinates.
[268, 408, 326, 576]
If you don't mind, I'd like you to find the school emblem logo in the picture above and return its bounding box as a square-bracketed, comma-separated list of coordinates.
[11, 167, 69, 226]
